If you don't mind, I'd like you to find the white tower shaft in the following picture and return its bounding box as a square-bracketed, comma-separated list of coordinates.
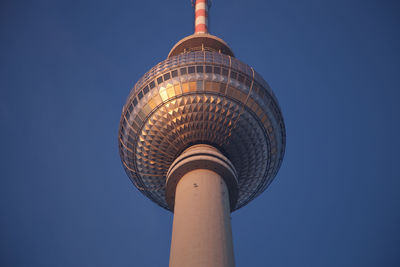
[169, 169, 235, 267]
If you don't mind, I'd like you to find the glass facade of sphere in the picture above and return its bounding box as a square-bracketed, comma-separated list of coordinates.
[118, 50, 285, 211]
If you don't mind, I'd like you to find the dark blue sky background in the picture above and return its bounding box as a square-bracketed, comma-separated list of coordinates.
[1, 0, 399, 266]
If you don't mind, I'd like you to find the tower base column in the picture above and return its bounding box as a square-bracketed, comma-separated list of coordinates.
[169, 169, 235, 267]
[166, 144, 238, 267]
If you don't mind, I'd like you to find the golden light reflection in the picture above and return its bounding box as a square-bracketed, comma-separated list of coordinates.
[166, 84, 175, 98]
[148, 99, 157, 109]
[152, 94, 162, 106]
[189, 81, 196, 91]
[159, 87, 168, 101]
[143, 104, 152, 115]
[181, 82, 189, 93]
[174, 84, 182, 95]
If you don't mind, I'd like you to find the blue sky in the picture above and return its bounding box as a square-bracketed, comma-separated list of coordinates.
[1, 0, 399, 266]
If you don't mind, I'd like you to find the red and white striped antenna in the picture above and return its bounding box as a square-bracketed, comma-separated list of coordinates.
[192, 0, 211, 34]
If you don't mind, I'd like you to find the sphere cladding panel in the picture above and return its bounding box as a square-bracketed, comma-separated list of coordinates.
[118, 51, 285, 211]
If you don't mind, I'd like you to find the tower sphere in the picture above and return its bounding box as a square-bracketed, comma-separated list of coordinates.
[118, 31, 285, 211]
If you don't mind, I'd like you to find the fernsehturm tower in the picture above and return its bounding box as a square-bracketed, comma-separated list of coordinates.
[118, 1, 286, 266]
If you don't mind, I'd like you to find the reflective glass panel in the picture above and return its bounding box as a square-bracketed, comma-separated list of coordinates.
[163, 73, 170, 81]
[143, 85, 149, 95]
[189, 81, 196, 91]
[174, 84, 182, 95]
[196, 80, 204, 91]
[182, 82, 189, 93]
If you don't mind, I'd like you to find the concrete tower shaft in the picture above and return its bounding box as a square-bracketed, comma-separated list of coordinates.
[168, 145, 236, 267]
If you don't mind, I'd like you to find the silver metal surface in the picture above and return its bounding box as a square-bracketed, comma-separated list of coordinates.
[118, 50, 285, 211]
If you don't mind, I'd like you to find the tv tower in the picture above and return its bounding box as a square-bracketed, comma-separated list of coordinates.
[118, 1, 286, 266]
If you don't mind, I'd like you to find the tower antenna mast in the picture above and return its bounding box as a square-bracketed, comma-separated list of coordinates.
[192, 0, 211, 34]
